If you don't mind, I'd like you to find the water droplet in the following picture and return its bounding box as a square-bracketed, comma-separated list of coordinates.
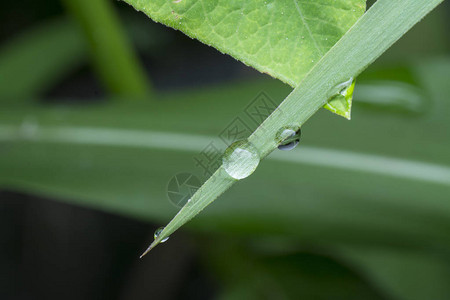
[326, 78, 356, 118]
[223, 140, 260, 180]
[328, 78, 355, 98]
[276, 126, 301, 151]
[154, 227, 169, 243]
[328, 77, 354, 98]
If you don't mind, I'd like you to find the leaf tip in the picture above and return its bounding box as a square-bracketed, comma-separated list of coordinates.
[344, 111, 352, 120]
[139, 240, 159, 258]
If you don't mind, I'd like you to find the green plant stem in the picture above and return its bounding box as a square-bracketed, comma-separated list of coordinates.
[62, 0, 151, 98]
[141, 0, 443, 255]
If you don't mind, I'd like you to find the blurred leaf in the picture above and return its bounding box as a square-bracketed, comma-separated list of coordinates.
[0, 18, 85, 100]
[0, 16, 170, 101]
[0, 58, 449, 253]
[123, 0, 366, 117]
[354, 80, 426, 114]
[337, 246, 450, 300]
[261, 252, 384, 300]
[208, 241, 385, 300]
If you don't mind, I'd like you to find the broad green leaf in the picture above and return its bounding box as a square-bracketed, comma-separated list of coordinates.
[123, 0, 366, 117]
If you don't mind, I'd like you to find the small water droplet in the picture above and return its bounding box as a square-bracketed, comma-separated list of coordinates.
[154, 227, 169, 243]
[276, 126, 301, 151]
[341, 78, 354, 92]
[223, 140, 260, 180]
[329, 77, 354, 98]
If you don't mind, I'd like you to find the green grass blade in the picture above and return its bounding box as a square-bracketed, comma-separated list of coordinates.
[145, 0, 444, 254]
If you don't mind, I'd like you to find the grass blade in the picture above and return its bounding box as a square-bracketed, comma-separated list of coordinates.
[144, 0, 444, 254]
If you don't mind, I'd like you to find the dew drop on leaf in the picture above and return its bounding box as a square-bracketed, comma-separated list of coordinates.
[223, 140, 260, 180]
[276, 126, 301, 151]
[325, 78, 356, 119]
[154, 227, 169, 243]
[329, 77, 355, 99]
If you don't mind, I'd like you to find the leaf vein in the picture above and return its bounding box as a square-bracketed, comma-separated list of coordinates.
[293, 0, 323, 55]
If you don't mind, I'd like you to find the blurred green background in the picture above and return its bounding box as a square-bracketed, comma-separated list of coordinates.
[1, 0, 450, 299]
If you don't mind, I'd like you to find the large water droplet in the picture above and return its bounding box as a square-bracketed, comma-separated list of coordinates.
[326, 78, 356, 119]
[154, 227, 169, 243]
[276, 126, 301, 151]
[223, 140, 260, 180]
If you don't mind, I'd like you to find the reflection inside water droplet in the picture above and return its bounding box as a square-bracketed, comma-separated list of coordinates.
[223, 140, 260, 180]
[276, 126, 301, 151]
[154, 227, 169, 243]
[338, 78, 355, 98]
[329, 77, 355, 98]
